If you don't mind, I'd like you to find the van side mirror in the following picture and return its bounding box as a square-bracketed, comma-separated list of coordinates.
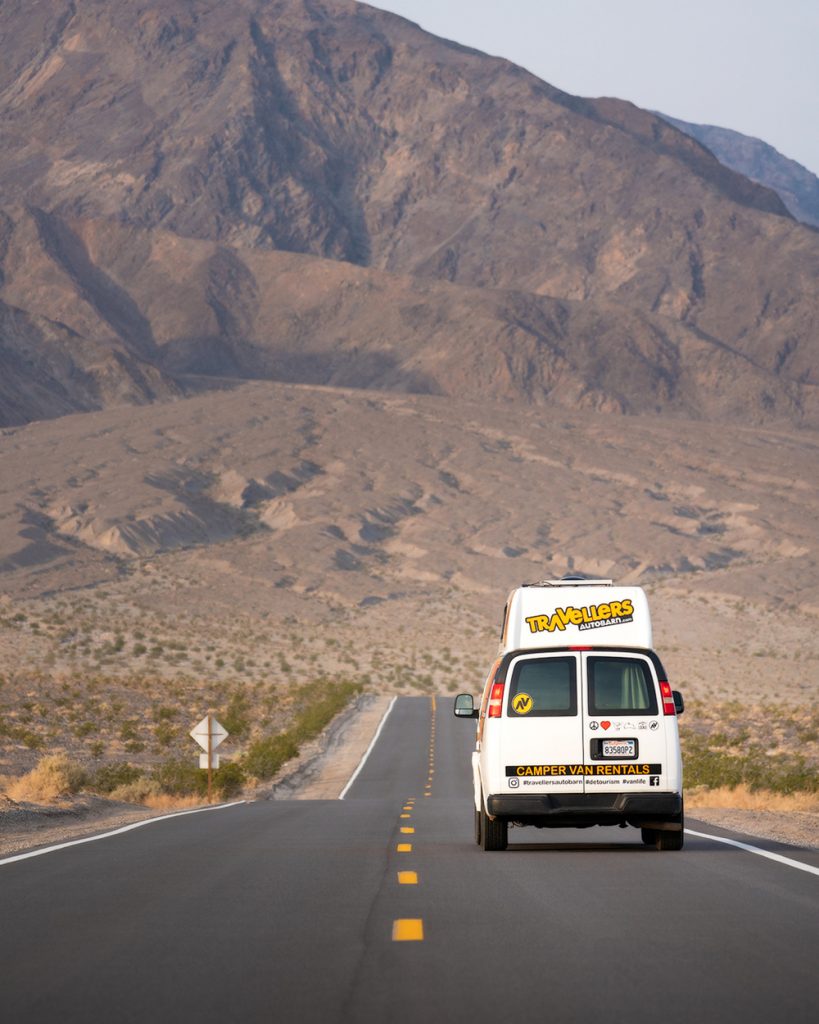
[673, 690, 685, 715]
[454, 693, 478, 718]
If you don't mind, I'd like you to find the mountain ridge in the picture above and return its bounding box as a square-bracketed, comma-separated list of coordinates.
[656, 112, 819, 229]
[0, 0, 817, 429]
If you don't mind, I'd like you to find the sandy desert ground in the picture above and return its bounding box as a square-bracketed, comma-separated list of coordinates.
[1, 382, 817, 807]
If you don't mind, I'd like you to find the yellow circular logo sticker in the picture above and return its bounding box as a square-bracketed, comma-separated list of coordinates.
[512, 692, 533, 715]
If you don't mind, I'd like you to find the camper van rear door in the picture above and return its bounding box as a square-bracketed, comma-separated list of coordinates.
[581, 652, 666, 791]
[501, 653, 585, 793]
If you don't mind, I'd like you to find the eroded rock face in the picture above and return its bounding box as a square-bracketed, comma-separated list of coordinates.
[0, 0, 817, 428]
[2, 381, 818, 614]
[2, 208, 812, 428]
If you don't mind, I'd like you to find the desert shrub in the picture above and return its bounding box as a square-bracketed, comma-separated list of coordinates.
[682, 736, 818, 794]
[221, 690, 251, 738]
[154, 721, 178, 747]
[0, 716, 45, 749]
[686, 783, 819, 811]
[110, 778, 163, 804]
[120, 720, 139, 741]
[153, 758, 206, 796]
[150, 757, 246, 799]
[213, 761, 246, 797]
[242, 734, 299, 780]
[242, 678, 362, 781]
[21, 729, 44, 749]
[92, 762, 144, 794]
[289, 679, 362, 745]
[6, 755, 88, 803]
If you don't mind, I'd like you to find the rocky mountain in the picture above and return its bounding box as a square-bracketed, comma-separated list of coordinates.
[1, 207, 813, 428]
[0, 0, 818, 428]
[657, 113, 819, 229]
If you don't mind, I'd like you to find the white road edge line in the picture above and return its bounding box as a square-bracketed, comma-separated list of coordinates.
[339, 695, 397, 800]
[0, 800, 246, 868]
[685, 827, 819, 877]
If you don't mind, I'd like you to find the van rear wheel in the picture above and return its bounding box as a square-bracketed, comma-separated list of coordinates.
[480, 801, 508, 851]
[641, 827, 658, 846]
[656, 828, 684, 851]
[474, 807, 481, 845]
[654, 801, 684, 850]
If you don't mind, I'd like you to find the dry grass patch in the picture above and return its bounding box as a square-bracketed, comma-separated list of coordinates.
[140, 793, 211, 812]
[686, 784, 819, 812]
[4, 754, 86, 803]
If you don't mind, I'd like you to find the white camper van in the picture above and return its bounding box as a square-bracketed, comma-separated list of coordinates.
[455, 576, 685, 851]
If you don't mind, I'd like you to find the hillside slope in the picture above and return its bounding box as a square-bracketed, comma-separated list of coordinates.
[1, 208, 813, 427]
[0, 0, 817, 427]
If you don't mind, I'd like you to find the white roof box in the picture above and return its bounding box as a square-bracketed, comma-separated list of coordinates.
[500, 580, 652, 653]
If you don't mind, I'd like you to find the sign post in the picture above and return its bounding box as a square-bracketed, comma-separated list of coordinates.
[189, 713, 229, 803]
[207, 710, 212, 802]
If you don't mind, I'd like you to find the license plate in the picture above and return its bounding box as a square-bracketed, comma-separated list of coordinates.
[602, 739, 636, 758]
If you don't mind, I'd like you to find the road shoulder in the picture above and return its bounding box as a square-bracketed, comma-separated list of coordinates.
[0, 694, 392, 856]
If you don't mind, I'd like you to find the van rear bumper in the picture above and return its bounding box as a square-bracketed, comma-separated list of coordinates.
[486, 792, 683, 828]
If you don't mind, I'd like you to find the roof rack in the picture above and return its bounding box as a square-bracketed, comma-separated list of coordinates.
[523, 574, 614, 588]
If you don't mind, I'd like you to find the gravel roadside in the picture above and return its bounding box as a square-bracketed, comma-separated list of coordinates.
[687, 808, 819, 851]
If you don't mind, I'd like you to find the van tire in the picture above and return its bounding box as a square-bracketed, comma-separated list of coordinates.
[655, 801, 684, 850]
[641, 827, 658, 846]
[656, 828, 684, 851]
[474, 807, 482, 845]
[481, 801, 508, 851]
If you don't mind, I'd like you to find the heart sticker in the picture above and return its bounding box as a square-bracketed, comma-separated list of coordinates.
[601, 720, 612, 731]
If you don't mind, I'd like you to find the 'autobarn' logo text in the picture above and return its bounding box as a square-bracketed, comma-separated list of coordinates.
[525, 599, 634, 634]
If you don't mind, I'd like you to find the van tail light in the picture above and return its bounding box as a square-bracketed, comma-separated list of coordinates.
[487, 681, 505, 718]
[660, 680, 676, 716]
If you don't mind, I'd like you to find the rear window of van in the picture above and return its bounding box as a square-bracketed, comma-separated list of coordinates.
[587, 657, 658, 715]
[507, 656, 577, 717]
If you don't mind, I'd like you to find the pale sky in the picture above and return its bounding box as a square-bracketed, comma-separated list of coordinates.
[366, 0, 819, 176]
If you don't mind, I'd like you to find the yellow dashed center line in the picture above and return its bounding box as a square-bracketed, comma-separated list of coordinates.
[394, 702, 434, 943]
[393, 919, 424, 941]
[426, 696, 436, 798]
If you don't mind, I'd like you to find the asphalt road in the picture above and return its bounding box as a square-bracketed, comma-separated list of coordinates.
[2, 696, 818, 1023]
